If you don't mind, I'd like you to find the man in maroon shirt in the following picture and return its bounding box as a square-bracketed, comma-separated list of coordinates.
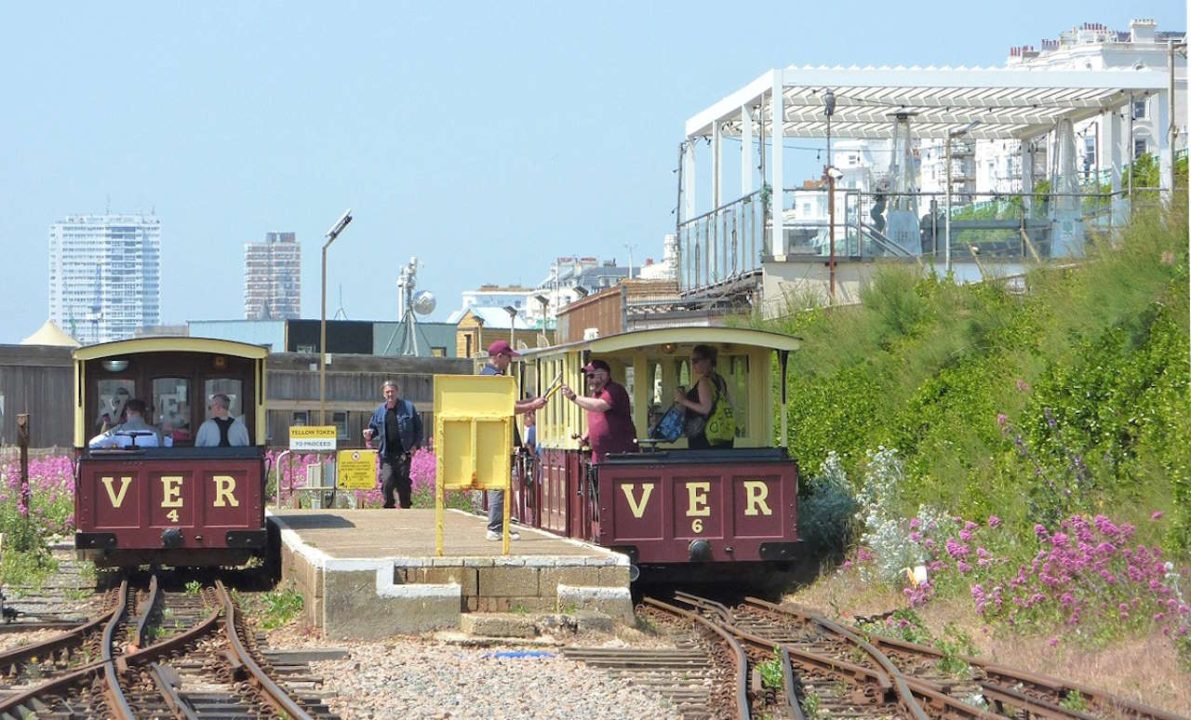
[560, 359, 637, 462]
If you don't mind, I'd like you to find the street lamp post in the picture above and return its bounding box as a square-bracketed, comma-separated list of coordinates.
[320, 209, 353, 425]
[534, 294, 549, 345]
[944, 121, 980, 275]
[504, 306, 518, 347]
[822, 88, 836, 302]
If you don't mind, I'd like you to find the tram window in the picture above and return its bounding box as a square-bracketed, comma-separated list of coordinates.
[622, 365, 635, 419]
[649, 363, 663, 406]
[204, 379, 244, 419]
[333, 412, 348, 439]
[152, 378, 191, 445]
[726, 355, 749, 438]
[95, 380, 135, 433]
[292, 411, 309, 426]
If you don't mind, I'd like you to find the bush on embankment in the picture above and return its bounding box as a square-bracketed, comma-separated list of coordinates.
[761, 198, 1191, 657]
[765, 197, 1189, 554]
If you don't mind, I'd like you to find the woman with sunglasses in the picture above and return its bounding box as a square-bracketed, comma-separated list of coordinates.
[560, 359, 637, 463]
[674, 344, 733, 449]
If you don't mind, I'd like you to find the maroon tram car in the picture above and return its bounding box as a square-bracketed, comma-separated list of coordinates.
[72, 338, 270, 567]
[510, 327, 803, 581]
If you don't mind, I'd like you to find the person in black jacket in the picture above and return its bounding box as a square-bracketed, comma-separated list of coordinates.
[364, 380, 423, 509]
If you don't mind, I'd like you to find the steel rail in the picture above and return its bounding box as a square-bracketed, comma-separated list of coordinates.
[0, 582, 223, 717]
[852, 620, 1185, 720]
[102, 576, 138, 719]
[132, 572, 160, 650]
[149, 662, 201, 720]
[642, 596, 752, 720]
[673, 592, 895, 692]
[742, 596, 1006, 720]
[216, 580, 315, 720]
[743, 596, 1157, 720]
[686, 593, 1018, 720]
[0, 580, 126, 670]
[778, 646, 808, 720]
[0, 663, 103, 714]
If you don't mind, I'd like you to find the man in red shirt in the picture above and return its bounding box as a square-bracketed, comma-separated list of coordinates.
[560, 359, 637, 462]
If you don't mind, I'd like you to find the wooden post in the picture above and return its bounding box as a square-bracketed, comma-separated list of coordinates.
[16, 414, 29, 518]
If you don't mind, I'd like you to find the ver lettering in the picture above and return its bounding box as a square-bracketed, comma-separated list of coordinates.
[213, 475, 240, 508]
[100, 476, 132, 508]
[743, 481, 773, 516]
[161, 476, 184, 508]
[686, 482, 711, 517]
[620, 483, 654, 518]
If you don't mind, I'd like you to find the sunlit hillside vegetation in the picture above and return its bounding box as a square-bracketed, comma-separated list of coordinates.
[762, 195, 1189, 555]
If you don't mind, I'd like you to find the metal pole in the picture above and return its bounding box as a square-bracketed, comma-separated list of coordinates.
[1170, 40, 1179, 194]
[319, 210, 352, 426]
[1127, 94, 1134, 203]
[944, 134, 952, 275]
[828, 172, 836, 302]
[17, 414, 29, 519]
[320, 244, 328, 425]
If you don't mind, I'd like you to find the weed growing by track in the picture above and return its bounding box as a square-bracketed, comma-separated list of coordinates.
[253, 583, 304, 630]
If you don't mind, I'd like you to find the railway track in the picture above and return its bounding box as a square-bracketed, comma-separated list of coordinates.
[0, 574, 340, 719]
[563, 596, 750, 719]
[665, 592, 1183, 720]
[0, 548, 102, 633]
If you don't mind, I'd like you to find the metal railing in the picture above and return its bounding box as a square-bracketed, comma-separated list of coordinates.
[677, 190, 766, 291]
[677, 186, 1149, 290]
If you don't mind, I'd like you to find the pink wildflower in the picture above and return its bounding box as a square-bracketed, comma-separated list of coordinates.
[1151, 511, 1164, 521]
[987, 515, 1002, 528]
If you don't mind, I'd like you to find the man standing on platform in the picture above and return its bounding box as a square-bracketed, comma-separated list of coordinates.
[481, 340, 546, 541]
[364, 380, 423, 509]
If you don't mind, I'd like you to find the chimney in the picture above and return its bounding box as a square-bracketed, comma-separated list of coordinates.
[1131, 18, 1157, 43]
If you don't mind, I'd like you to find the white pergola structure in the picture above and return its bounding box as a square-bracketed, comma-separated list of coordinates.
[678, 65, 1174, 288]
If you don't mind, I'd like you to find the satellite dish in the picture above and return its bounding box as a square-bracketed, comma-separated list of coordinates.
[412, 290, 436, 315]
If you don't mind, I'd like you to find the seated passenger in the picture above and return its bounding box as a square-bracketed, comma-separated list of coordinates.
[89, 399, 163, 449]
[95, 386, 131, 433]
[559, 359, 638, 463]
[194, 393, 250, 447]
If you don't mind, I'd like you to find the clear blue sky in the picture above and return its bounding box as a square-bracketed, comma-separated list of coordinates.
[0, 1, 1183, 343]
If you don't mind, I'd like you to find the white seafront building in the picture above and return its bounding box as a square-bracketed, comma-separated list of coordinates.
[48, 213, 162, 344]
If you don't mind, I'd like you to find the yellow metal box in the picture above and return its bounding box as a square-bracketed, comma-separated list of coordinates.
[433, 374, 514, 491]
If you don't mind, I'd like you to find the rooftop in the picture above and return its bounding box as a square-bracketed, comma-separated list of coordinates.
[686, 65, 1170, 142]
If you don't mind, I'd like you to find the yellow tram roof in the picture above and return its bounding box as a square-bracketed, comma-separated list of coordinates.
[519, 326, 801, 358]
[73, 337, 270, 361]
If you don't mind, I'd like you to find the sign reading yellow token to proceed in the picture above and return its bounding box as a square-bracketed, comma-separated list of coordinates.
[289, 425, 337, 452]
[433, 374, 515, 555]
[337, 449, 377, 490]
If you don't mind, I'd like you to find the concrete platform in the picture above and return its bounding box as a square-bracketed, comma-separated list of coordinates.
[271, 508, 633, 640]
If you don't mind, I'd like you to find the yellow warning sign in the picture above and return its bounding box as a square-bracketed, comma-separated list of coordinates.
[337, 449, 377, 490]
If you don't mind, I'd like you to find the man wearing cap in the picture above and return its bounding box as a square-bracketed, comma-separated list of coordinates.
[481, 340, 547, 540]
[560, 359, 637, 463]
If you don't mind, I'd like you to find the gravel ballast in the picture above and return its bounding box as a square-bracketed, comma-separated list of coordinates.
[278, 631, 682, 720]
